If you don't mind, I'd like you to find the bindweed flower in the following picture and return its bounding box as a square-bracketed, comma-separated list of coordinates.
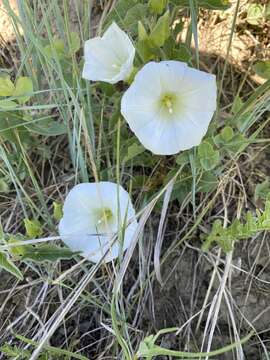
[59, 182, 138, 263]
[82, 22, 135, 84]
[121, 61, 217, 155]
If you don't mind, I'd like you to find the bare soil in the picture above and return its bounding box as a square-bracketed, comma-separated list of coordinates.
[0, 1, 270, 359]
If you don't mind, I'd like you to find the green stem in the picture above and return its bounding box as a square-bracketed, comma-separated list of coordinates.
[139, 331, 253, 358]
[15, 333, 89, 360]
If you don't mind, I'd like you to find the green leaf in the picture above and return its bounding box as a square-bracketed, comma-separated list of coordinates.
[137, 38, 156, 62]
[231, 96, 243, 114]
[0, 344, 31, 359]
[124, 4, 148, 35]
[21, 244, 79, 262]
[27, 118, 67, 136]
[69, 32, 80, 53]
[253, 61, 270, 80]
[198, 141, 220, 171]
[24, 219, 43, 238]
[176, 151, 190, 165]
[199, 171, 218, 193]
[0, 252, 23, 280]
[8, 236, 27, 257]
[225, 133, 247, 153]
[44, 38, 65, 59]
[138, 335, 156, 357]
[214, 126, 234, 146]
[171, 173, 192, 203]
[197, 0, 231, 10]
[172, 43, 192, 62]
[203, 199, 270, 252]
[162, 37, 175, 58]
[137, 18, 165, 60]
[0, 111, 28, 143]
[171, 0, 230, 10]
[13, 77, 33, 104]
[0, 178, 9, 193]
[138, 21, 148, 41]
[123, 142, 145, 162]
[255, 179, 270, 202]
[246, 3, 264, 25]
[105, 0, 145, 24]
[53, 201, 63, 221]
[149, 10, 170, 47]
[0, 99, 17, 109]
[0, 76, 15, 96]
[220, 126, 234, 142]
[149, 0, 168, 14]
[98, 82, 115, 97]
[214, 127, 247, 153]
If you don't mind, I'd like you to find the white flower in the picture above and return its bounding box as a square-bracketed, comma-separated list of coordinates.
[59, 182, 138, 263]
[121, 61, 217, 155]
[82, 22, 135, 84]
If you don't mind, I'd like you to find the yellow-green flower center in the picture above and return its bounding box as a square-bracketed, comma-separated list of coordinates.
[95, 207, 114, 231]
[160, 93, 177, 115]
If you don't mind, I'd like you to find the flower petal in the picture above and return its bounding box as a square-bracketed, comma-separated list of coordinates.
[135, 119, 180, 155]
[62, 183, 97, 215]
[59, 182, 137, 263]
[82, 23, 135, 84]
[121, 61, 217, 155]
[157, 60, 188, 93]
[82, 38, 119, 82]
[173, 110, 214, 151]
[126, 62, 163, 99]
[180, 66, 217, 112]
[103, 22, 135, 63]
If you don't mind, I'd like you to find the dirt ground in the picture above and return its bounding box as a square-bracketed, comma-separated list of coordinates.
[0, 0, 270, 359]
[0, 0, 18, 40]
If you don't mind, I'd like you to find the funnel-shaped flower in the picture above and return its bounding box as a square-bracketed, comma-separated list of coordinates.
[59, 182, 137, 263]
[121, 61, 217, 155]
[82, 22, 135, 84]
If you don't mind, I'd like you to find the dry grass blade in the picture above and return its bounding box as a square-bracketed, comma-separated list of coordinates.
[114, 199, 157, 294]
[154, 178, 175, 286]
[28, 257, 105, 360]
[1, 0, 270, 358]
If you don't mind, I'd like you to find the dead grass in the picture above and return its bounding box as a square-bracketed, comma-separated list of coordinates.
[0, 0, 270, 359]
